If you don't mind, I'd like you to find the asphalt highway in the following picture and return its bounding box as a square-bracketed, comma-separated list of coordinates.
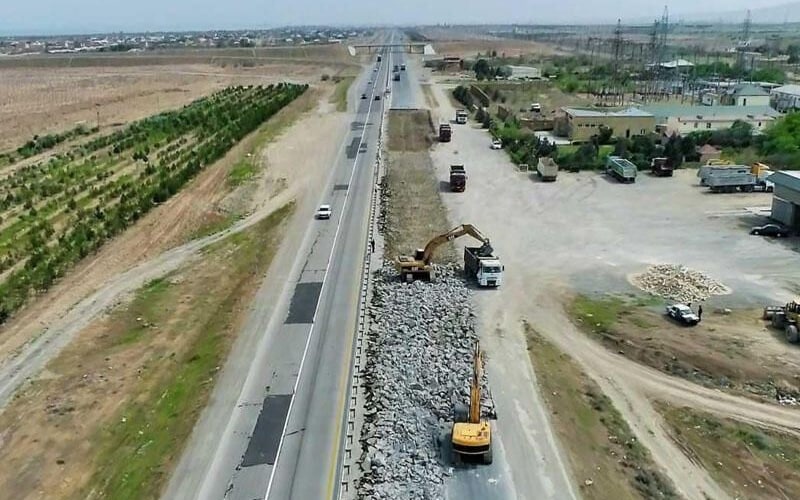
[164, 34, 390, 500]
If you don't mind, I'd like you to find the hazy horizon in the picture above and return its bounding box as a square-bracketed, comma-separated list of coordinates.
[0, 0, 793, 37]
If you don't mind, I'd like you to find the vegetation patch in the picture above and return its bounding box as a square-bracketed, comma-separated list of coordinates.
[658, 402, 800, 499]
[331, 76, 355, 112]
[525, 325, 677, 500]
[0, 83, 307, 324]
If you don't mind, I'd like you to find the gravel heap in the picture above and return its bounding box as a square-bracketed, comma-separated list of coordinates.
[357, 265, 493, 499]
[632, 264, 728, 302]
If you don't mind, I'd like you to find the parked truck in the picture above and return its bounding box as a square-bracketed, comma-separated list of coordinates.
[536, 157, 558, 181]
[393, 73, 401, 81]
[464, 246, 503, 287]
[606, 156, 637, 183]
[377, 55, 382, 62]
[697, 163, 738, 185]
[456, 109, 469, 124]
[650, 157, 674, 177]
[706, 169, 757, 192]
[393, 64, 399, 72]
[439, 123, 452, 142]
[450, 164, 466, 191]
[400, 63, 406, 71]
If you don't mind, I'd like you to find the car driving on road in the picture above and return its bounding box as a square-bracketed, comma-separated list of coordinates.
[490, 138, 502, 150]
[316, 204, 332, 220]
[750, 223, 790, 237]
[665, 304, 700, 326]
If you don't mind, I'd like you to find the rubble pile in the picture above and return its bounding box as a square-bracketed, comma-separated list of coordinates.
[357, 265, 493, 499]
[633, 264, 728, 303]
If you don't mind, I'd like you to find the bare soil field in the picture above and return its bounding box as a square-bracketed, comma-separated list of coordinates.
[659, 402, 800, 500]
[0, 63, 337, 151]
[419, 28, 567, 59]
[570, 296, 800, 404]
[526, 326, 677, 500]
[0, 203, 293, 500]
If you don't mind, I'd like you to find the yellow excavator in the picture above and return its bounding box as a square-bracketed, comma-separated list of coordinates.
[395, 224, 492, 282]
[451, 341, 492, 464]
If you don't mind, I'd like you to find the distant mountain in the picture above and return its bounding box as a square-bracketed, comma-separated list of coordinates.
[680, 2, 800, 24]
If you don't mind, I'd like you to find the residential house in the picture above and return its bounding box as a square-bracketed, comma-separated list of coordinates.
[641, 104, 779, 136]
[721, 84, 770, 107]
[770, 84, 800, 113]
[555, 107, 655, 143]
[697, 144, 721, 164]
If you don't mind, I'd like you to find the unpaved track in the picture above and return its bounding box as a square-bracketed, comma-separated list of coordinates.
[427, 80, 799, 500]
[0, 93, 347, 409]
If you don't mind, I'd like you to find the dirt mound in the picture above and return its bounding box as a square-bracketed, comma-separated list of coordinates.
[631, 264, 729, 303]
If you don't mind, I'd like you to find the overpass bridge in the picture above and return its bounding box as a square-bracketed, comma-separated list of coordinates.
[347, 43, 435, 55]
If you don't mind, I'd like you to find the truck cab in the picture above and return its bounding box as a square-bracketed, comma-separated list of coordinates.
[475, 259, 503, 287]
[456, 110, 469, 124]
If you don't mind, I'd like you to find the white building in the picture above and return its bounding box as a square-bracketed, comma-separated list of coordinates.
[642, 105, 780, 136]
[770, 84, 800, 113]
[721, 84, 771, 107]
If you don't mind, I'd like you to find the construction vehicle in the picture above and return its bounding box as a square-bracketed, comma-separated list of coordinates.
[705, 167, 757, 193]
[393, 73, 401, 82]
[536, 157, 558, 181]
[395, 224, 499, 282]
[464, 246, 503, 287]
[439, 123, 452, 142]
[606, 156, 637, 183]
[697, 163, 737, 185]
[400, 63, 406, 71]
[451, 341, 492, 464]
[456, 109, 469, 124]
[393, 64, 399, 72]
[650, 157, 674, 177]
[450, 164, 466, 191]
[377, 55, 382, 62]
[763, 300, 800, 343]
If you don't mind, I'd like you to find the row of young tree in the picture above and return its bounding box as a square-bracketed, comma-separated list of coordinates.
[0, 83, 307, 324]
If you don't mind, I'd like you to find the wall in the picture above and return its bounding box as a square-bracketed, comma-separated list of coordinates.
[734, 95, 770, 107]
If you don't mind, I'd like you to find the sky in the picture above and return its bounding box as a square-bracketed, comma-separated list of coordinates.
[0, 0, 793, 36]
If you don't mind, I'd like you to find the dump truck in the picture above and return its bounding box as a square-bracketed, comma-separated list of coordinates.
[536, 157, 558, 181]
[451, 341, 492, 464]
[396, 224, 499, 283]
[456, 109, 469, 124]
[377, 55, 382, 62]
[705, 167, 756, 192]
[650, 157, 674, 177]
[450, 164, 466, 192]
[606, 156, 637, 183]
[393, 73, 400, 81]
[464, 246, 503, 287]
[400, 63, 406, 71]
[697, 163, 738, 185]
[393, 64, 399, 72]
[763, 300, 800, 343]
[439, 123, 452, 142]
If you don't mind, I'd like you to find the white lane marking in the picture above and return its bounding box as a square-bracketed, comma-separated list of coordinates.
[262, 50, 388, 500]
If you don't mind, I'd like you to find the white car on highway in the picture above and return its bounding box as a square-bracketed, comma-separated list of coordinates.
[316, 204, 332, 220]
[491, 138, 503, 150]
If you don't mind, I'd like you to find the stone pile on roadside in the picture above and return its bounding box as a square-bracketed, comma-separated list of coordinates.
[357, 265, 493, 499]
[633, 264, 728, 303]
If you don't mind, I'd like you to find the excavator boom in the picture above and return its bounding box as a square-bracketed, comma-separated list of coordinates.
[395, 224, 493, 281]
[420, 224, 492, 264]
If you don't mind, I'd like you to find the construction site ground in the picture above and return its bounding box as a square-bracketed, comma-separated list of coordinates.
[0, 75, 351, 497]
[426, 77, 800, 499]
[382, 109, 455, 262]
[571, 296, 800, 403]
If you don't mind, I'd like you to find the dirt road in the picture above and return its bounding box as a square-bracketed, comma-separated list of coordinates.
[427, 80, 800, 500]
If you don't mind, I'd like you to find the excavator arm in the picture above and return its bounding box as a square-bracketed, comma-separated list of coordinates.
[420, 224, 492, 264]
[469, 341, 482, 424]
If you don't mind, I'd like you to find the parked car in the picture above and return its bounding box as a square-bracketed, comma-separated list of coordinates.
[490, 139, 502, 150]
[665, 304, 700, 326]
[374, 95, 381, 101]
[361, 93, 367, 100]
[750, 223, 790, 237]
[316, 204, 332, 220]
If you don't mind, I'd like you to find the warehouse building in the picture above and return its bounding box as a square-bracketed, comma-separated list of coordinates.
[771, 84, 800, 113]
[556, 107, 655, 143]
[769, 171, 800, 229]
[641, 104, 779, 136]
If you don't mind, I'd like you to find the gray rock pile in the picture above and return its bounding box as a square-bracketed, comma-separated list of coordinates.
[357, 265, 493, 499]
[633, 264, 728, 302]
